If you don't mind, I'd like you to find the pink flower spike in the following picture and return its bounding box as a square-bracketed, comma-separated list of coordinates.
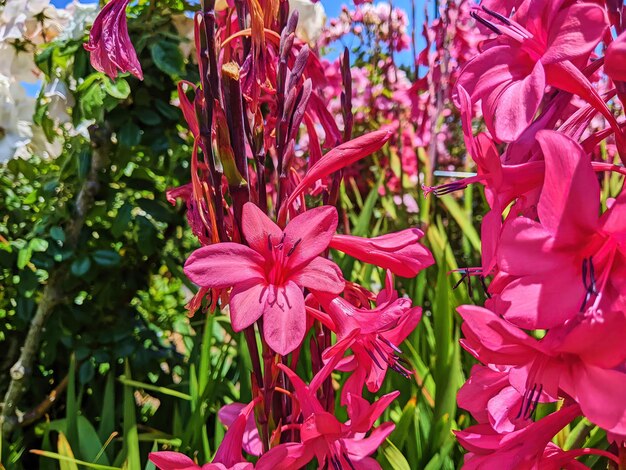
[329, 229, 434, 278]
[84, 0, 143, 80]
[184, 203, 345, 355]
[257, 353, 396, 470]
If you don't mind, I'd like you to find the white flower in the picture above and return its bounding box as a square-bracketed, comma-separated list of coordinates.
[288, 0, 326, 44]
[0, 76, 36, 163]
[44, 77, 74, 124]
[56, 0, 98, 41]
[0, 0, 50, 41]
[0, 42, 40, 83]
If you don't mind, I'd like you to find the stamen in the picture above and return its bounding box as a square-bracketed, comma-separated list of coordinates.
[380, 336, 402, 354]
[528, 384, 542, 419]
[343, 452, 357, 470]
[366, 347, 385, 370]
[423, 180, 470, 197]
[479, 276, 491, 299]
[287, 238, 302, 256]
[516, 383, 537, 419]
[469, 11, 502, 35]
[580, 257, 598, 312]
[331, 455, 342, 470]
[481, 6, 512, 26]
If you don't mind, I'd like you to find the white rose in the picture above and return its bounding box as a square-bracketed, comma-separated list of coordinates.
[288, 0, 326, 45]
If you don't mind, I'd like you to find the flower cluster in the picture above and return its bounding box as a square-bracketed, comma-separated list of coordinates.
[84, 0, 434, 468]
[0, 0, 97, 163]
[426, 0, 626, 466]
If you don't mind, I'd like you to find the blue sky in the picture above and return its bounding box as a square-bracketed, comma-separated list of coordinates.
[46, 0, 426, 67]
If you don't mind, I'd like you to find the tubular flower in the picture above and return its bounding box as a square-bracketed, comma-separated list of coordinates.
[84, 0, 143, 80]
[312, 272, 421, 402]
[457, 0, 607, 142]
[256, 357, 398, 470]
[329, 228, 434, 278]
[458, 305, 626, 434]
[149, 400, 259, 469]
[184, 202, 345, 355]
[492, 131, 626, 329]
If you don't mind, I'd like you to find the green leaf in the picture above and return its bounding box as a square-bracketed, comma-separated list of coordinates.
[92, 250, 121, 267]
[150, 40, 185, 76]
[79, 360, 95, 384]
[103, 77, 131, 100]
[118, 122, 142, 147]
[440, 195, 481, 253]
[50, 226, 65, 243]
[66, 356, 78, 453]
[56, 433, 79, 470]
[381, 440, 411, 470]
[70, 256, 92, 277]
[17, 247, 33, 269]
[79, 79, 106, 121]
[123, 361, 141, 470]
[29, 238, 49, 252]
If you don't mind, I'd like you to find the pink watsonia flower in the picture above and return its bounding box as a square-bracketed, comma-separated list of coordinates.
[328, 228, 434, 278]
[184, 202, 345, 355]
[218, 403, 262, 457]
[256, 352, 398, 470]
[457, 0, 608, 142]
[310, 272, 422, 403]
[456, 403, 585, 470]
[458, 305, 626, 434]
[457, 364, 538, 433]
[149, 400, 259, 470]
[492, 130, 626, 329]
[84, 0, 143, 80]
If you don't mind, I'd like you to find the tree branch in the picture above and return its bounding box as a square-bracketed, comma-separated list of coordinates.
[1, 125, 111, 438]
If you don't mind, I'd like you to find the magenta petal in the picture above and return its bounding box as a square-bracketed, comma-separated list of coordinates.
[284, 205, 338, 271]
[84, 0, 143, 80]
[184, 244, 265, 289]
[486, 60, 545, 142]
[497, 218, 568, 276]
[497, 269, 582, 329]
[149, 451, 200, 470]
[565, 365, 626, 434]
[229, 281, 266, 332]
[344, 422, 395, 459]
[536, 130, 599, 241]
[291, 257, 345, 294]
[255, 443, 315, 470]
[218, 403, 262, 457]
[241, 202, 282, 258]
[262, 281, 306, 355]
[347, 391, 399, 433]
[543, 3, 608, 64]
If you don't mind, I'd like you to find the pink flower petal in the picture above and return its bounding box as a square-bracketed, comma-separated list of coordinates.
[291, 257, 345, 294]
[184, 244, 265, 289]
[229, 281, 267, 332]
[149, 451, 200, 470]
[262, 281, 306, 355]
[241, 202, 282, 258]
[284, 206, 338, 272]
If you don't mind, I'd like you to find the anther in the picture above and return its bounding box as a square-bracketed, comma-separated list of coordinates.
[343, 452, 357, 470]
[481, 6, 512, 25]
[287, 238, 302, 256]
[366, 348, 385, 370]
[470, 11, 502, 35]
